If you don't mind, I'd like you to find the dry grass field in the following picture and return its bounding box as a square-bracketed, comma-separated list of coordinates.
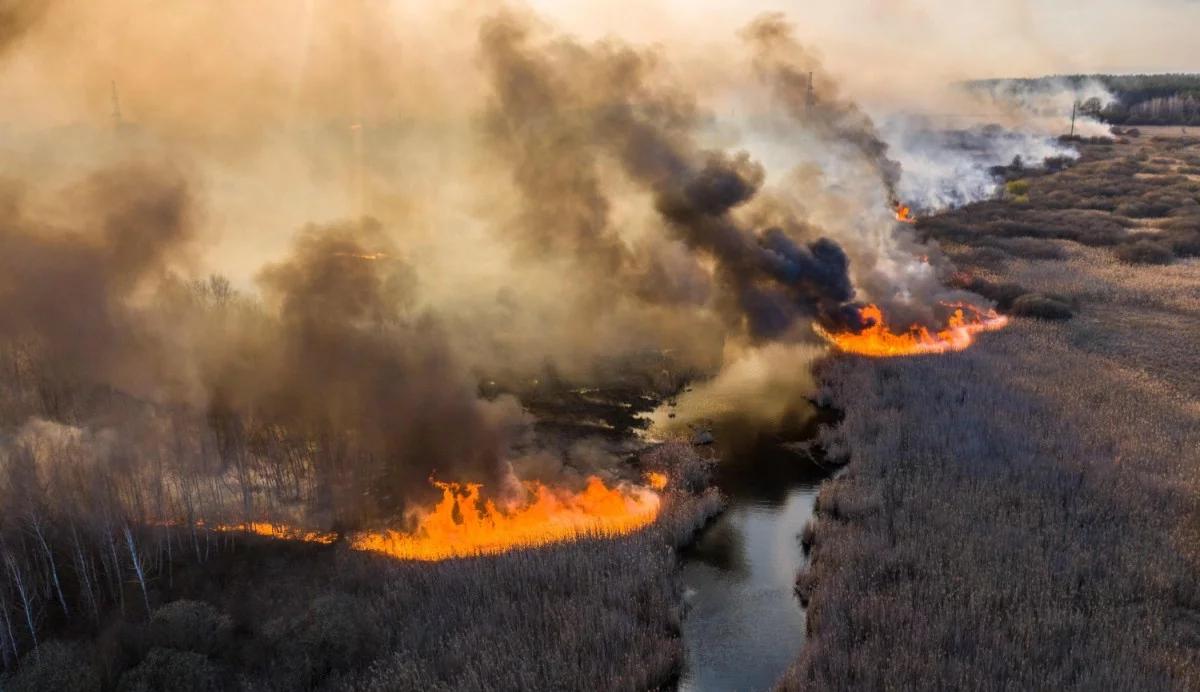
[782, 135, 1200, 690]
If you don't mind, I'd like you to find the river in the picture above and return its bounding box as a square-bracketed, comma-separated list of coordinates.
[675, 416, 834, 692]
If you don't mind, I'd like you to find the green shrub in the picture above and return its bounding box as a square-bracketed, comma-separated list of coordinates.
[1005, 179, 1030, 197]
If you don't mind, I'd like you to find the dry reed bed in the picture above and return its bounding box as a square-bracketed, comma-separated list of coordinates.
[782, 140, 1200, 690]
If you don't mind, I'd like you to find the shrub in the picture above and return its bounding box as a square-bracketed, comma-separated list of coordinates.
[260, 592, 387, 688]
[1006, 179, 1030, 197]
[1115, 239, 1173, 264]
[948, 275, 1029, 311]
[117, 648, 225, 692]
[1162, 229, 1200, 257]
[986, 237, 1068, 261]
[1117, 199, 1176, 218]
[1010, 293, 1075, 320]
[347, 651, 451, 691]
[147, 600, 233, 656]
[642, 441, 716, 493]
[1, 641, 101, 692]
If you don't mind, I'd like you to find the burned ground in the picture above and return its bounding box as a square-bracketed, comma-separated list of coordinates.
[781, 136, 1200, 690]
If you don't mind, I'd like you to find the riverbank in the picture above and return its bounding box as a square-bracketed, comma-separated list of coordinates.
[779, 135, 1200, 689]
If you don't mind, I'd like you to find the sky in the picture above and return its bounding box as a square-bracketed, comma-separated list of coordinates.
[526, 0, 1200, 96]
[2, 0, 1196, 130]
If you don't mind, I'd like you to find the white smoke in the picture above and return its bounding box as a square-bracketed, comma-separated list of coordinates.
[966, 76, 1118, 137]
[882, 117, 1079, 211]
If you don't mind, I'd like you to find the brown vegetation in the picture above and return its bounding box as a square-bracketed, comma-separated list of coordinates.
[781, 135, 1200, 690]
[0, 443, 721, 691]
[918, 136, 1200, 269]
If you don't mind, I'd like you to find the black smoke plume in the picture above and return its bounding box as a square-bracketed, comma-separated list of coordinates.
[0, 168, 522, 531]
[245, 219, 519, 522]
[479, 14, 867, 338]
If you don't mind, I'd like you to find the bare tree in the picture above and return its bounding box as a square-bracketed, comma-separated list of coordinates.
[27, 510, 68, 618]
[123, 524, 151, 616]
[3, 547, 38, 651]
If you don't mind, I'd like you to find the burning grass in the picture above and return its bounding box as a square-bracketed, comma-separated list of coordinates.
[0, 444, 722, 691]
[208, 476, 665, 562]
[350, 476, 662, 561]
[893, 202, 916, 224]
[814, 303, 1008, 357]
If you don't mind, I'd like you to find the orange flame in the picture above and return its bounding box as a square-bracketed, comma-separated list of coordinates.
[644, 471, 668, 490]
[350, 476, 661, 561]
[893, 203, 916, 224]
[222, 522, 338, 544]
[203, 477, 661, 561]
[815, 303, 1008, 357]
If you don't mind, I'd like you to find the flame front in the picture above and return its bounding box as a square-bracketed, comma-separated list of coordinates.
[893, 203, 916, 224]
[351, 476, 661, 561]
[644, 471, 668, 490]
[235, 522, 338, 544]
[815, 303, 1008, 357]
[204, 476, 661, 561]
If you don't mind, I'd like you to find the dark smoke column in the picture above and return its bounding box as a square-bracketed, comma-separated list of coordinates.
[479, 14, 868, 340]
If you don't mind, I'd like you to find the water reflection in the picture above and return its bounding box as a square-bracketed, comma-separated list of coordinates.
[677, 417, 833, 692]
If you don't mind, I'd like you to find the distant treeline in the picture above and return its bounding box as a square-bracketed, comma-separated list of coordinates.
[970, 74, 1200, 126]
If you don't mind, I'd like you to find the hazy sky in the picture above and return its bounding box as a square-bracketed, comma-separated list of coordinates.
[2, 0, 1194, 129]
[527, 0, 1198, 91]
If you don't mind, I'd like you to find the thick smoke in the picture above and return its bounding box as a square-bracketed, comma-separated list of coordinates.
[0, 167, 523, 529]
[743, 13, 903, 205]
[0, 163, 196, 405]
[245, 220, 523, 521]
[883, 120, 1080, 210]
[0, 2, 1041, 537]
[0, 0, 51, 56]
[480, 14, 867, 338]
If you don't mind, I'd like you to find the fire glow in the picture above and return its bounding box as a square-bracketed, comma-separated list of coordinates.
[212, 476, 661, 561]
[815, 303, 1009, 357]
[893, 203, 916, 224]
[351, 476, 662, 560]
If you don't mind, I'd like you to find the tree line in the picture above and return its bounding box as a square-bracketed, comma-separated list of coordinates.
[969, 74, 1200, 125]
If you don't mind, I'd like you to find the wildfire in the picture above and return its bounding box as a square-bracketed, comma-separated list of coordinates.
[350, 476, 661, 561]
[815, 303, 1008, 357]
[644, 471, 669, 490]
[223, 522, 338, 544]
[204, 477, 661, 560]
[893, 202, 916, 224]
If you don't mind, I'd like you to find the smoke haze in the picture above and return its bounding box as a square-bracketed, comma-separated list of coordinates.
[0, 0, 1162, 530]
